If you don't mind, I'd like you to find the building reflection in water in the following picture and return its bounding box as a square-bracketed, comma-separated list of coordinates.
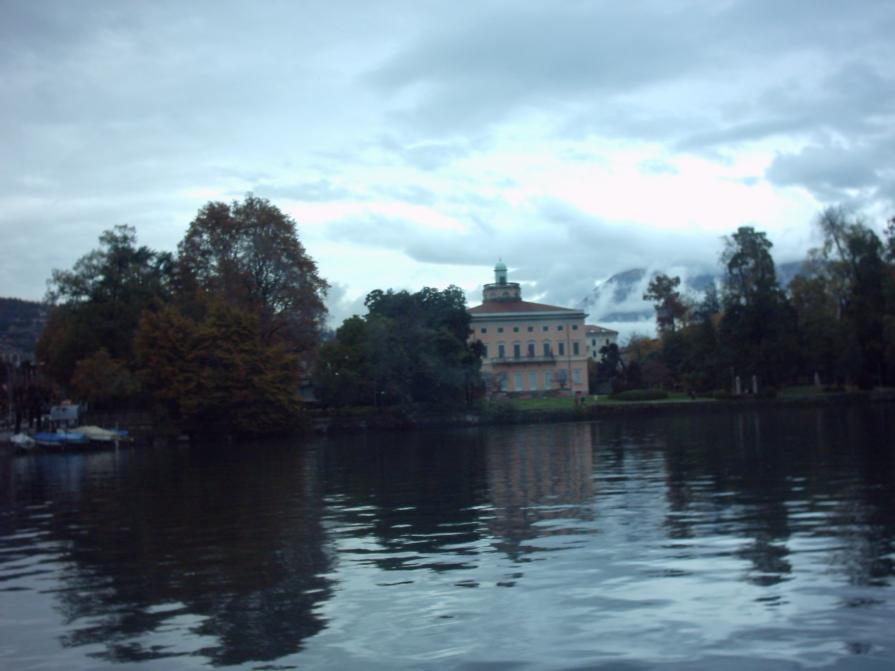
[484, 422, 595, 560]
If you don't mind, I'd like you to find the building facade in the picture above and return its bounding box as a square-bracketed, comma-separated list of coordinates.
[469, 262, 588, 396]
[585, 324, 619, 360]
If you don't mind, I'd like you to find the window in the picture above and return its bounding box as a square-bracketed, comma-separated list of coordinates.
[528, 371, 537, 391]
[514, 372, 523, 390]
[543, 325, 548, 332]
[543, 342, 551, 356]
[544, 370, 553, 389]
[527, 326, 533, 332]
[527, 341, 535, 357]
[482, 344, 488, 358]
[497, 327, 504, 333]
[605, 338, 610, 345]
[573, 342, 580, 355]
[480, 327, 487, 334]
[513, 343, 521, 359]
[558, 325, 564, 331]
[573, 368, 582, 385]
[498, 343, 505, 358]
[513, 326, 519, 333]
[572, 324, 578, 330]
[499, 373, 508, 391]
[592, 338, 596, 346]
[558, 342, 565, 356]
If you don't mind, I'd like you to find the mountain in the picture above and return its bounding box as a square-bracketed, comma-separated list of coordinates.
[580, 261, 804, 338]
[0, 297, 48, 360]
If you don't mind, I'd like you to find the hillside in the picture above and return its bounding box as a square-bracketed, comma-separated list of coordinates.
[0, 297, 47, 359]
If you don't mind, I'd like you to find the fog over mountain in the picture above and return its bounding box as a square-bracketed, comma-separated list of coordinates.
[578, 261, 803, 342]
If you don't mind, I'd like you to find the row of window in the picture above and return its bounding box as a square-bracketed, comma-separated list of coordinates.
[481, 324, 579, 334]
[485, 340, 582, 358]
[498, 368, 584, 391]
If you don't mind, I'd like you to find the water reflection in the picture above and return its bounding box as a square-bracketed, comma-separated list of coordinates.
[0, 405, 893, 669]
[1, 445, 332, 667]
[485, 423, 595, 560]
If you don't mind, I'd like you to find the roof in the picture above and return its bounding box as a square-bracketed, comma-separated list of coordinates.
[586, 324, 619, 334]
[469, 300, 582, 315]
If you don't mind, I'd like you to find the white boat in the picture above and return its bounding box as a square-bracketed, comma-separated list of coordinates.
[72, 426, 129, 443]
[10, 433, 36, 450]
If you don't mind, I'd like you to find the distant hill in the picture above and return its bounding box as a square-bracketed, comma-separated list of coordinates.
[0, 297, 48, 360]
[580, 261, 804, 336]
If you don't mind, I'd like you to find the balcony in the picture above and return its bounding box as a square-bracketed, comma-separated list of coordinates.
[490, 353, 555, 365]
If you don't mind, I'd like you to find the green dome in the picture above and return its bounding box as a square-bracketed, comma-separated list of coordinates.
[494, 259, 507, 271]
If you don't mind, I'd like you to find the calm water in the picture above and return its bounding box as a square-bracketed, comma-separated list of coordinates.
[1, 406, 894, 671]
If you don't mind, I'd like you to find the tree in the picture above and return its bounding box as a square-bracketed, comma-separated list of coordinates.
[809, 207, 891, 386]
[315, 286, 482, 407]
[643, 273, 687, 333]
[177, 194, 328, 352]
[37, 225, 172, 386]
[719, 227, 798, 386]
[313, 316, 375, 406]
[135, 302, 304, 436]
[788, 267, 848, 385]
[70, 349, 138, 411]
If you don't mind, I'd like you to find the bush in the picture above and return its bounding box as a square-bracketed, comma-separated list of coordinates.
[608, 389, 668, 401]
[713, 389, 737, 400]
[755, 386, 778, 399]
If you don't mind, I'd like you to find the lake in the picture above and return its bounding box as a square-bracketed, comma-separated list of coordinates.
[1, 405, 894, 670]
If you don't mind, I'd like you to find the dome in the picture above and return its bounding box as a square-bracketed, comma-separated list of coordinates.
[494, 259, 507, 271]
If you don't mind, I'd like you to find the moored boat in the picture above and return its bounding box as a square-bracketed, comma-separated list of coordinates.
[71, 425, 127, 443]
[32, 431, 89, 448]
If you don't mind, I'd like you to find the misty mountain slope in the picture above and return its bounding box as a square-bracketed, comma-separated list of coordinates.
[580, 261, 802, 336]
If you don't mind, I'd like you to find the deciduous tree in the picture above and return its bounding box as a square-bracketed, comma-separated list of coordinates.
[178, 194, 327, 353]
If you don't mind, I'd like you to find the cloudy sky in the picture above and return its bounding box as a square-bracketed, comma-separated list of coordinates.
[3, 0, 894, 328]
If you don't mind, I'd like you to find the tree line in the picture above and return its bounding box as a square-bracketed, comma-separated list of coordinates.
[29, 194, 482, 435]
[603, 208, 895, 394]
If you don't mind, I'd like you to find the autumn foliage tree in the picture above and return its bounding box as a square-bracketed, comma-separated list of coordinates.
[70, 349, 138, 411]
[177, 194, 328, 353]
[37, 196, 326, 435]
[135, 302, 304, 435]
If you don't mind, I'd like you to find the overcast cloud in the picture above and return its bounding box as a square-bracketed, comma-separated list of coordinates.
[2, 1, 893, 330]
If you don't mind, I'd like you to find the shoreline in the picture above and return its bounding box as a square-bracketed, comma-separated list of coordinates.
[312, 389, 895, 434]
[3, 390, 893, 449]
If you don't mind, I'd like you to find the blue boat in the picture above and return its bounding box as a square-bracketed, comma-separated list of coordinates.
[33, 431, 89, 448]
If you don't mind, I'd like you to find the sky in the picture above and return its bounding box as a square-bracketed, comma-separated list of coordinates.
[2, 0, 894, 332]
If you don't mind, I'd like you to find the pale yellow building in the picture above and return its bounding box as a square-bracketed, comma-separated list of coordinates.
[469, 261, 588, 396]
[585, 324, 619, 360]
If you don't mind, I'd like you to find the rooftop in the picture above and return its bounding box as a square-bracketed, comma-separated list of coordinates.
[469, 300, 582, 315]
[586, 324, 619, 334]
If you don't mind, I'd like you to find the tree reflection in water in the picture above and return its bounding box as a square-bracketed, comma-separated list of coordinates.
[11, 444, 331, 666]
